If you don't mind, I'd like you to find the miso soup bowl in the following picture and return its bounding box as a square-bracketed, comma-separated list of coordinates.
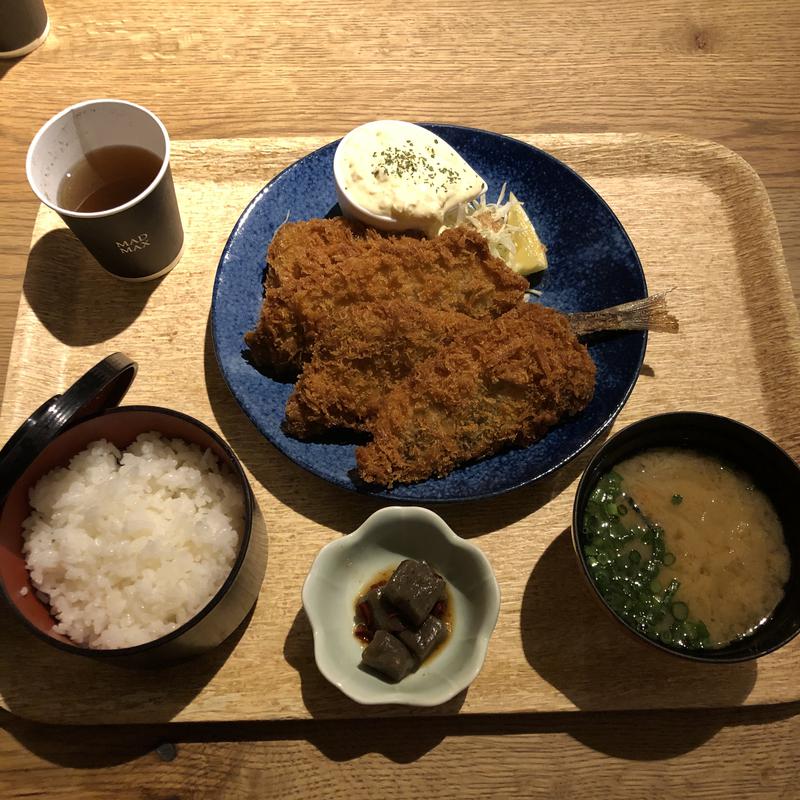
[303, 506, 501, 706]
[572, 412, 800, 663]
[0, 406, 267, 667]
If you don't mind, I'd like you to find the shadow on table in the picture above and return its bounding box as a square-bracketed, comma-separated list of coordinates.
[520, 528, 758, 746]
[201, 313, 607, 538]
[5, 697, 800, 770]
[23, 229, 162, 345]
[280, 605, 465, 761]
[0, 601, 255, 756]
[0, 57, 23, 82]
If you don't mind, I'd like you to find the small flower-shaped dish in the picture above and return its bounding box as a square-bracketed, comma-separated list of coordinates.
[302, 506, 500, 706]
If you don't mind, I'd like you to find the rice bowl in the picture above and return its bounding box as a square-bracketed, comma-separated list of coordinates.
[0, 404, 265, 665]
[21, 432, 245, 649]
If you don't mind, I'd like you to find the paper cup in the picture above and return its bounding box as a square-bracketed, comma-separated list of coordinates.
[26, 99, 184, 282]
[0, 0, 49, 58]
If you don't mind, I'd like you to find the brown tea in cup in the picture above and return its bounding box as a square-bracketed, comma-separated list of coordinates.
[57, 145, 163, 214]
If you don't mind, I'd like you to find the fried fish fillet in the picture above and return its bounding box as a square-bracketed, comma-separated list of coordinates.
[264, 216, 380, 291]
[245, 223, 528, 375]
[284, 300, 483, 439]
[356, 303, 596, 486]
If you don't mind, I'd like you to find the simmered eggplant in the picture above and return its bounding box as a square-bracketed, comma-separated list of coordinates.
[398, 615, 446, 661]
[361, 630, 416, 681]
[383, 559, 445, 626]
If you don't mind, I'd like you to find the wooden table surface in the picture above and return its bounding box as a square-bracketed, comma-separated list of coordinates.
[0, 1, 798, 796]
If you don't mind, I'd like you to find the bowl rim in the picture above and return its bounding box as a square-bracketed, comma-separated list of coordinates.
[0, 404, 255, 658]
[571, 410, 800, 663]
[302, 505, 501, 706]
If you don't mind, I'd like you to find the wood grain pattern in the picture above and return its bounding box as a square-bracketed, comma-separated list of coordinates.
[1, 133, 798, 725]
[3, 702, 800, 799]
[1, 1, 798, 796]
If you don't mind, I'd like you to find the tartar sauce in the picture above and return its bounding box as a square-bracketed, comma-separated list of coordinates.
[334, 120, 486, 237]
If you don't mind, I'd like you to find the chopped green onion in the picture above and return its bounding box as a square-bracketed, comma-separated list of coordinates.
[671, 602, 689, 621]
[671, 494, 683, 505]
[664, 579, 680, 600]
[609, 521, 629, 540]
[589, 486, 606, 503]
[584, 469, 709, 653]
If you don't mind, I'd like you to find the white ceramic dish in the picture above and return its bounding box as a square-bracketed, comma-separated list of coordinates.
[332, 119, 485, 234]
[332, 120, 413, 232]
[302, 506, 501, 706]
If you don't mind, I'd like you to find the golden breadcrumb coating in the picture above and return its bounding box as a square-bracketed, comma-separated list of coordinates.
[264, 216, 380, 291]
[356, 303, 596, 486]
[245, 221, 528, 376]
[284, 300, 482, 438]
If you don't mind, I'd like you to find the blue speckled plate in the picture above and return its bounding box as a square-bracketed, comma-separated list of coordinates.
[211, 125, 647, 502]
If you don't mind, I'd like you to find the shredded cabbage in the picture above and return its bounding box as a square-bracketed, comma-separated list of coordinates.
[440, 183, 524, 266]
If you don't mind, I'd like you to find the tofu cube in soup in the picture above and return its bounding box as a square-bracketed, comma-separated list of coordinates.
[362, 587, 405, 633]
[399, 615, 446, 662]
[361, 630, 416, 681]
[383, 559, 445, 626]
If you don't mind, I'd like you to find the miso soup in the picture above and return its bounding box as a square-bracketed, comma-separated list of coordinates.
[582, 448, 790, 650]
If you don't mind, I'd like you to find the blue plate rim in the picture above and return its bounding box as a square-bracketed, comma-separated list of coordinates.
[211, 124, 648, 503]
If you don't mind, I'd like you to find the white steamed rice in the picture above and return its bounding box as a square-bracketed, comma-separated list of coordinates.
[21, 432, 244, 649]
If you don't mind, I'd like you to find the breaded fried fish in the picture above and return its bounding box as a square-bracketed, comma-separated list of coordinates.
[245, 224, 528, 375]
[264, 216, 380, 291]
[356, 303, 596, 487]
[284, 300, 483, 439]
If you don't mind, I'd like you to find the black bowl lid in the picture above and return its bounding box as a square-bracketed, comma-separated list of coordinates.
[0, 353, 137, 504]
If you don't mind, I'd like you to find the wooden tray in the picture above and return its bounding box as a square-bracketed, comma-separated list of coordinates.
[1, 134, 799, 725]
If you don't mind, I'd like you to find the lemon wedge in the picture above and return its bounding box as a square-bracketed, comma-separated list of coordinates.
[508, 192, 547, 275]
